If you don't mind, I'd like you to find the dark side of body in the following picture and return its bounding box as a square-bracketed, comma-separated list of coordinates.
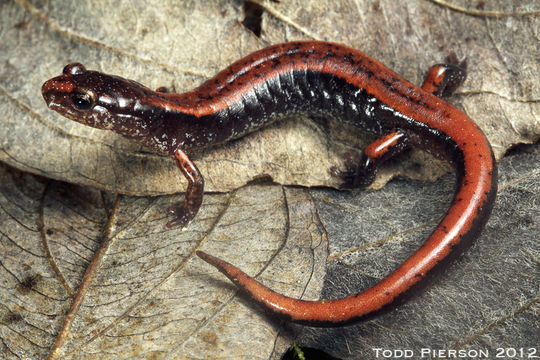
[42, 41, 497, 326]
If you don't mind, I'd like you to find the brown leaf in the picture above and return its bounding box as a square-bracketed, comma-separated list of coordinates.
[0, 0, 538, 359]
[1, 0, 538, 195]
[0, 162, 327, 358]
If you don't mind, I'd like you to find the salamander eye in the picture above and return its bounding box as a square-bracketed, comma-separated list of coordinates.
[71, 91, 94, 110]
[63, 63, 86, 75]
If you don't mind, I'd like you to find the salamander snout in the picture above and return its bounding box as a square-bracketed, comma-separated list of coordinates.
[41, 63, 100, 127]
[41, 78, 68, 110]
[41, 63, 88, 104]
[42, 63, 154, 135]
[41, 63, 97, 112]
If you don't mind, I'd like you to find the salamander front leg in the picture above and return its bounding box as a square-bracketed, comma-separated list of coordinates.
[166, 149, 205, 229]
[331, 131, 410, 188]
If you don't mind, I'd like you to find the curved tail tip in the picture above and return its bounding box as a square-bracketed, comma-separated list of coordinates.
[196, 250, 225, 269]
[195, 250, 211, 261]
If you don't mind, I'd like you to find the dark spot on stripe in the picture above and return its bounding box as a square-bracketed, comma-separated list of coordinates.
[343, 52, 354, 63]
[414, 273, 422, 278]
[385, 291, 391, 296]
[380, 78, 393, 88]
[323, 50, 336, 59]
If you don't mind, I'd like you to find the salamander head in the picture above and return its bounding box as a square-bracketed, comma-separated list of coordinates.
[42, 63, 159, 140]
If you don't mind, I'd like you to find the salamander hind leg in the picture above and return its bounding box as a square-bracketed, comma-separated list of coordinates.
[331, 131, 410, 189]
[330, 151, 373, 188]
[166, 149, 205, 229]
[422, 53, 467, 98]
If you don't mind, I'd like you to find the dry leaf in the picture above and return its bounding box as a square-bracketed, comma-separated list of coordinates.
[1, 0, 538, 195]
[1, 145, 537, 359]
[0, 0, 538, 359]
[0, 163, 327, 358]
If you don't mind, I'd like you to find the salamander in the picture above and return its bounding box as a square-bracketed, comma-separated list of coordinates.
[41, 41, 497, 326]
